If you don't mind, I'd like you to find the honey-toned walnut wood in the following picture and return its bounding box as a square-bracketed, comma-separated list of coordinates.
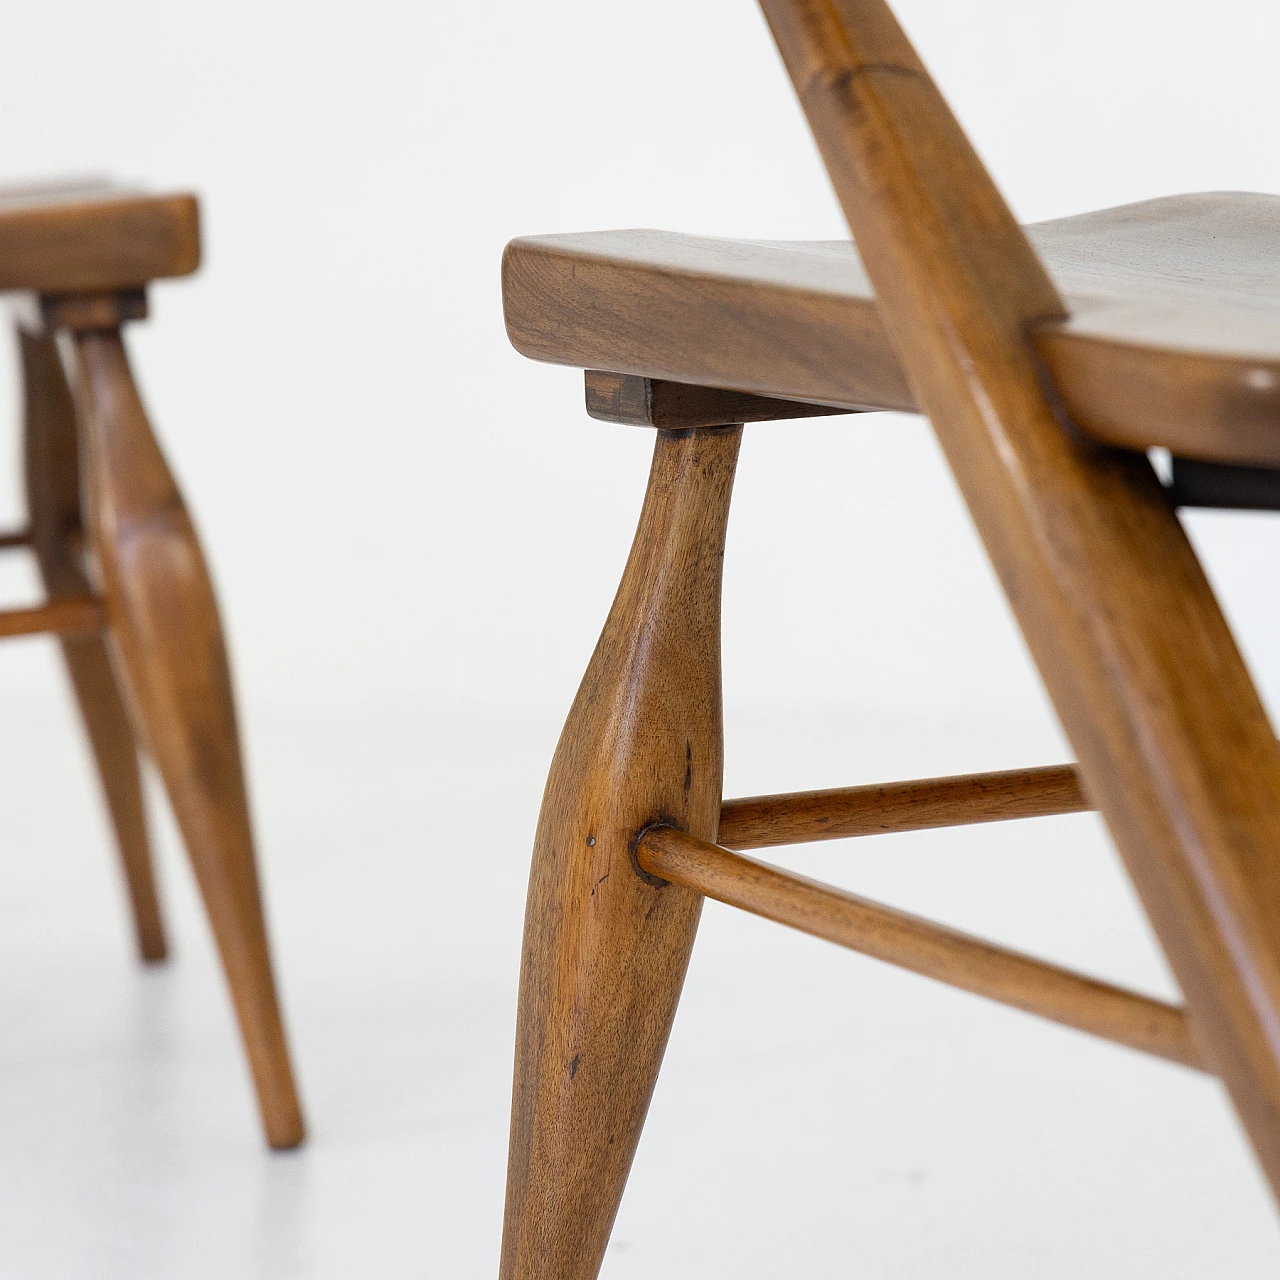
[500, 426, 741, 1280]
[65, 323, 304, 1149]
[20, 327, 166, 961]
[0, 595, 102, 639]
[584, 370, 852, 428]
[0, 182, 198, 295]
[0, 186, 300, 1144]
[636, 825, 1204, 1071]
[760, 0, 1280, 1201]
[505, 193, 1280, 465]
[719, 764, 1090, 850]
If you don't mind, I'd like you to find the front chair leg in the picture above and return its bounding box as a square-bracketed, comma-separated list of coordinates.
[19, 326, 167, 961]
[500, 425, 742, 1280]
[64, 320, 305, 1150]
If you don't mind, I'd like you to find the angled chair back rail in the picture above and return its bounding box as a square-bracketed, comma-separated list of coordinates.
[758, 0, 1280, 1199]
[635, 824, 1203, 1072]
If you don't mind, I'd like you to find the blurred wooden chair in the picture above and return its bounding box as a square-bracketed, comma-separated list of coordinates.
[497, 1, 1280, 1272]
[0, 181, 303, 1149]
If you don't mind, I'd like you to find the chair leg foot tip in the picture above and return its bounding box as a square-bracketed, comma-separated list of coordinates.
[265, 1116, 307, 1151]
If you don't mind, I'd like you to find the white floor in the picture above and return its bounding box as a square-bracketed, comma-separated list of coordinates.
[3, 688, 1279, 1277]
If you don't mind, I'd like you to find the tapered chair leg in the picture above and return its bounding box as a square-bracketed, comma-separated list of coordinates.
[64, 323, 305, 1150]
[19, 327, 166, 961]
[500, 425, 742, 1280]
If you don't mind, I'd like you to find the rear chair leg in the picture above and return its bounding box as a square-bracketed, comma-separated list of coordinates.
[63, 318, 305, 1149]
[19, 326, 166, 961]
[500, 425, 742, 1280]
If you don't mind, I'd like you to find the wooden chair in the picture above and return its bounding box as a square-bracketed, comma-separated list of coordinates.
[497, 1, 1280, 1272]
[0, 180, 304, 1150]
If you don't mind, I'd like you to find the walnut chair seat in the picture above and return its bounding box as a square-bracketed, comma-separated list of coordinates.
[504, 191, 1280, 466]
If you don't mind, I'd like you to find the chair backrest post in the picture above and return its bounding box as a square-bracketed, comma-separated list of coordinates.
[761, 0, 1280, 1205]
[758, 0, 1066, 403]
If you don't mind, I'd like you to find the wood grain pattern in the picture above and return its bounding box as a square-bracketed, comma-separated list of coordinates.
[67, 324, 304, 1148]
[636, 825, 1204, 1071]
[760, 0, 1280, 1199]
[505, 194, 1280, 464]
[20, 327, 166, 961]
[500, 426, 741, 1280]
[719, 764, 1089, 851]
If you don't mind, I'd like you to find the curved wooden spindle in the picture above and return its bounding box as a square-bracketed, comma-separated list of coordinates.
[66, 323, 304, 1149]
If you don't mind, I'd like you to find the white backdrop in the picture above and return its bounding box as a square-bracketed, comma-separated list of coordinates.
[1, 0, 1279, 726]
[3, 3, 1280, 1275]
